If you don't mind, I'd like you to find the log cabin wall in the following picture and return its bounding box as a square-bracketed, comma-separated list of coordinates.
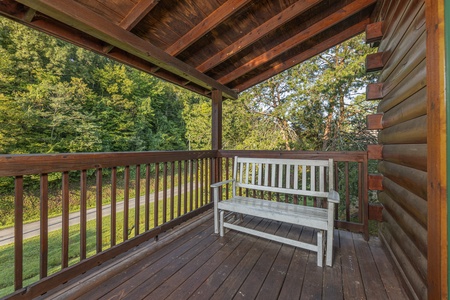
[367, 0, 427, 299]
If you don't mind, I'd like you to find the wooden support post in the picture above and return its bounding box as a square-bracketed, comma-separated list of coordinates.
[368, 174, 383, 191]
[365, 21, 383, 44]
[366, 52, 384, 72]
[212, 90, 223, 151]
[366, 113, 383, 130]
[367, 144, 383, 160]
[366, 83, 384, 100]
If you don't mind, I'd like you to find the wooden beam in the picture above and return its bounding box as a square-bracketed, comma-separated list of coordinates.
[233, 19, 369, 92]
[368, 174, 383, 191]
[196, 0, 322, 73]
[365, 52, 384, 72]
[17, 0, 238, 99]
[367, 144, 383, 160]
[165, 0, 252, 57]
[368, 203, 383, 221]
[365, 21, 383, 43]
[211, 90, 223, 150]
[366, 83, 384, 100]
[366, 113, 383, 130]
[425, 0, 447, 299]
[218, 0, 376, 85]
[119, 0, 159, 31]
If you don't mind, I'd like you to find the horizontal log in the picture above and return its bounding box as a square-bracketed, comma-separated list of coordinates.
[379, 115, 427, 145]
[366, 83, 384, 100]
[382, 177, 427, 228]
[365, 21, 384, 44]
[379, 192, 427, 256]
[382, 87, 427, 128]
[379, 217, 427, 299]
[383, 144, 427, 171]
[368, 203, 383, 221]
[378, 161, 427, 200]
[0, 151, 217, 176]
[367, 144, 383, 160]
[378, 59, 426, 113]
[365, 52, 385, 72]
[366, 113, 384, 130]
[368, 174, 383, 190]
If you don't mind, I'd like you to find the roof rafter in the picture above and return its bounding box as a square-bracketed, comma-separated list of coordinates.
[217, 0, 377, 85]
[196, 0, 322, 73]
[119, 0, 160, 31]
[103, 0, 159, 53]
[165, 0, 252, 57]
[16, 0, 238, 99]
[233, 19, 370, 92]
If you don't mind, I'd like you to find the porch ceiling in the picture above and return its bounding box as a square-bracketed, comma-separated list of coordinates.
[0, 0, 378, 99]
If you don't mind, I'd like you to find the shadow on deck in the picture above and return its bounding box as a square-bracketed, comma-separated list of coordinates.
[37, 211, 409, 300]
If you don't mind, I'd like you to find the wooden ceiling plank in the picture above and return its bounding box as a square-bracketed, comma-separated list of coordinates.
[16, 0, 238, 99]
[196, 0, 322, 73]
[165, 0, 252, 57]
[218, 0, 376, 85]
[119, 0, 160, 31]
[233, 19, 369, 92]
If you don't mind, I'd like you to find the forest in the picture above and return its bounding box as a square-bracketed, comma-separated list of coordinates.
[0, 17, 377, 155]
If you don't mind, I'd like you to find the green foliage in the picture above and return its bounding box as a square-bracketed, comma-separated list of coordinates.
[0, 17, 186, 154]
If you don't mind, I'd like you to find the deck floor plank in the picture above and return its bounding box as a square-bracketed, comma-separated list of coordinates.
[352, 232, 389, 299]
[234, 222, 292, 299]
[209, 220, 282, 300]
[340, 230, 367, 299]
[255, 223, 302, 300]
[322, 230, 344, 300]
[41, 211, 409, 300]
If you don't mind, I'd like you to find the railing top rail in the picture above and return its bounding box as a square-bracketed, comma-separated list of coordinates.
[0, 150, 217, 177]
[218, 150, 368, 163]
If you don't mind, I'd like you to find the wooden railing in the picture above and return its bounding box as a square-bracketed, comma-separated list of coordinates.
[0, 151, 216, 299]
[0, 150, 368, 299]
[218, 150, 369, 238]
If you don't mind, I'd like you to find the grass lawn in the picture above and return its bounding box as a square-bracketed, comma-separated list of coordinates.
[0, 195, 198, 298]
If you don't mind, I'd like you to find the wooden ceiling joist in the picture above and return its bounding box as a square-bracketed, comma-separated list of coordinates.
[165, 0, 252, 57]
[195, 0, 322, 73]
[119, 0, 160, 31]
[218, 0, 376, 85]
[233, 19, 369, 92]
[16, 0, 238, 99]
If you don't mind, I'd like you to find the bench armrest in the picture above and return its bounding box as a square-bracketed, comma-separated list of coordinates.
[327, 190, 340, 204]
[211, 179, 235, 188]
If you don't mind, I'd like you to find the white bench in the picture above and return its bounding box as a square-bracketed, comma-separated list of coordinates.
[211, 157, 339, 267]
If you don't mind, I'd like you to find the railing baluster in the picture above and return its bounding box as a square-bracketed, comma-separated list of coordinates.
[189, 160, 194, 211]
[154, 163, 159, 227]
[183, 160, 189, 213]
[80, 170, 87, 259]
[195, 159, 199, 209]
[200, 158, 204, 207]
[345, 162, 350, 221]
[177, 161, 182, 217]
[225, 158, 230, 199]
[62, 171, 70, 267]
[40, 174, 48, 279]
[96, 168, 102, 253]
[170, 162, 175, 220]
[163, 162, 168, 223]
[110, 167, 117, 247]
[135, 165, 140, 236]
[14, 176, 23, 290]
[124, 166, 129, 241]
[145, 164, 150, 231]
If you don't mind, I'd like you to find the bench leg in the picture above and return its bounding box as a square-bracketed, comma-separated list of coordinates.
[326, 229, 333, 267]
[317, 231, 323, 267]
[219, 210, 225, 237]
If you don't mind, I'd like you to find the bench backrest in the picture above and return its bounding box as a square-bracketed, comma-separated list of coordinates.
[233, 157, 334, 198]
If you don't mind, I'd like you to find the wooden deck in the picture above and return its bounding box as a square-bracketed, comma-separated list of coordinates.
[38, 211, 409, 300]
